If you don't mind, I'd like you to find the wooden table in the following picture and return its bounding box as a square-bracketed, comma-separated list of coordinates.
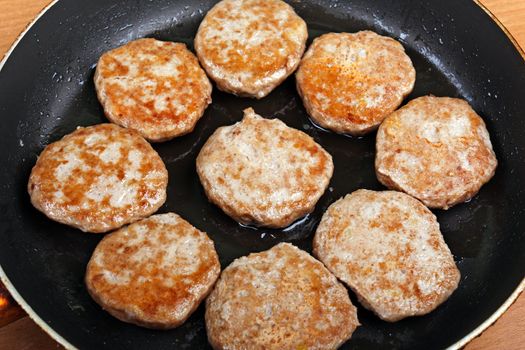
[0, 0, 523, 349]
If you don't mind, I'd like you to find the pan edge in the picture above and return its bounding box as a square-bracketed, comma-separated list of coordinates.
[0, 0, 78, 349]
[473, 0, 525, 60]
[447, 3, 525, 347]
[448, 278, 525, 349]
[0, 265, 76, 349]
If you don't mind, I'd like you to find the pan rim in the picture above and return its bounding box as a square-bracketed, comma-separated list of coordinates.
[0, 1, 523, 349]
[473, 0, 525, 61]
[0, 1, 77, 348]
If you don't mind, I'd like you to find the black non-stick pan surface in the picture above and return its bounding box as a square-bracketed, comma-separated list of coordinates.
[0, 0, 524, 349]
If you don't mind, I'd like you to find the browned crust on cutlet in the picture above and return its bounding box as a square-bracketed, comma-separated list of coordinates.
[313, 189, 460, 322]
[194, 0, 307, 98]
[95, 38, 212, 142]
[296, 31, 415, 135]
[375, 96, 498, 209]
[27, 124, 168, 233]
[196, 108, 333, 228]
[205, 242, 359, 349]
[85, 213, 220, 329]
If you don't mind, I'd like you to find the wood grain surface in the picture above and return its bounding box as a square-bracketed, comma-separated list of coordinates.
[0, 0, 523, 349]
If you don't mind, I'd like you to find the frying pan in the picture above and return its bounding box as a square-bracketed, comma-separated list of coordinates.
[0, 0, 524, 349]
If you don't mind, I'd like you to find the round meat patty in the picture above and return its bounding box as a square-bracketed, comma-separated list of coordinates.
[205, 242, 359, 350]
[94, 38, 212, 142]
[375, 96, 498, 209]
[296, 31, 415, 135]
[313, 189, 460, 322]
[194, 0, 307, 98]
[196, 108, 333, 228]
[85, 213, 220, 329]
[28, 124, 168, 233]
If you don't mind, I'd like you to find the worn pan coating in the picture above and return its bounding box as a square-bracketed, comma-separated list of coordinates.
[0, 0, 524, 349]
